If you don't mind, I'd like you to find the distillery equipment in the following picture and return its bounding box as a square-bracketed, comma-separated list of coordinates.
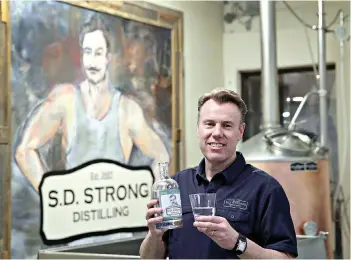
[239, 0, 333, 258]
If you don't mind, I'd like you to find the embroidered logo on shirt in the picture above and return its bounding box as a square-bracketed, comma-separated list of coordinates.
[224, 198, 248, 210]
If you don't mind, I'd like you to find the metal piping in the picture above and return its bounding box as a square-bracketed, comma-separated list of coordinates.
[259, 0, 280, 130]
[288, 90, 318, 131]
[317, 0, 328, 147]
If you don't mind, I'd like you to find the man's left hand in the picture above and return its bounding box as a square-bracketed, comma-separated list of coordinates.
[193, 216, 239, 250]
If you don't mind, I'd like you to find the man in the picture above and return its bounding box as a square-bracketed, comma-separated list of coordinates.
[15, 14, 169, 192]
[169, 194, 180, 207]
[140, 89, 298, 259]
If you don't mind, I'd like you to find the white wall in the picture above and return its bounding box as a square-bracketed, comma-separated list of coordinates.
[147, 0, 224, 168]
[223, 1, 350, 258]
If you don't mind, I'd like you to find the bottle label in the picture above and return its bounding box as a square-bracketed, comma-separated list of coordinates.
[159, 189, 182, 221]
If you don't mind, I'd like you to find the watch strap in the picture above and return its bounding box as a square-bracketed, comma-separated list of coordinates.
[233, 233, 247, 255]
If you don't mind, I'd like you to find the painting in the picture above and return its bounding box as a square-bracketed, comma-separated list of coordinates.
[0, 0, 183, 258]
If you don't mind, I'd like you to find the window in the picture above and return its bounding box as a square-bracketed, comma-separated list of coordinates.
[240, 64, 336, 142]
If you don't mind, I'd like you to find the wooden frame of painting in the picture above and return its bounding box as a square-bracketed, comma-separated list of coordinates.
[0, 0, 183, 258]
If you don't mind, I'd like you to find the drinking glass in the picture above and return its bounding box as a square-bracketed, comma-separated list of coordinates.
[189, 193, 216, 218]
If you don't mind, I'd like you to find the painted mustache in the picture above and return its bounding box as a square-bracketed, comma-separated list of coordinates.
[87, 67, 100, 73]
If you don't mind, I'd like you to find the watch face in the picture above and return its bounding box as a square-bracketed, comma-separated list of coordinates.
[237, 239, 246, 252]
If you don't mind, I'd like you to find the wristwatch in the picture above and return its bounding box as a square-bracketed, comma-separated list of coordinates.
[233, 233, 247, 255]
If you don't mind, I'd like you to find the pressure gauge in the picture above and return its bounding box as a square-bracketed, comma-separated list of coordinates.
[303, 221, 318, 236]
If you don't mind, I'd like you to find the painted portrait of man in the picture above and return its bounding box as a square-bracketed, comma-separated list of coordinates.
[14, 14, 169, 191]
[10, 2, 173, 258]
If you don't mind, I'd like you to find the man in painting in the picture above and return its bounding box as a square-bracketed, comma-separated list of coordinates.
[14, 13, 170, 192]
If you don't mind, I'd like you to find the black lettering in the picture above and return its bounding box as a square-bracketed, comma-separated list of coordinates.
[102, 171, 113, 180]
[115, 206, 123, 216]
[84, 210, 90, 221]
[71, 207, 132, 223]
[82, 183, 150, 205]
[64, 190, 75, 205]
[123, 206, 129, 216]
[91, 209, 96, 221]
[48, 191, 58, 207]
[115, 205, 129, 216]
[84, 188, 93, 203]
[95, 187, 103, 203]
[106, 186, 115, 202]
[139, 183, 149, 197]
[99, 208, 105, 219]
[73, 212, 80, 222]
[91, 172, 99, 180]
[117, 185, 127, 200]
[128, 184, 138, 199]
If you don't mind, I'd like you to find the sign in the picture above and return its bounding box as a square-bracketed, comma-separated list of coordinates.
[290, 161, 318, 172]
[39, 159, 154, 245]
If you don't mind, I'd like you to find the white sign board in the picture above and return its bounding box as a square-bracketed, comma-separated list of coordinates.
[39, 159, 154, 245]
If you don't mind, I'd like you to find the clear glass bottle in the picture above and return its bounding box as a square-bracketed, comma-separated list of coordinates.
[152, 162, 183, 230]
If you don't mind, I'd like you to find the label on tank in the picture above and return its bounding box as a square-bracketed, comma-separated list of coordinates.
[305, 161, 318, 171]
[290, 161, 318, 172]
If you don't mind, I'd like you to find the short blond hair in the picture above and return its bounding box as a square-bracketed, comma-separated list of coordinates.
[197, 88, 248, 123]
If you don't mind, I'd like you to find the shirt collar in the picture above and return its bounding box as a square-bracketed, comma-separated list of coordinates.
[195, 152, 246, 184]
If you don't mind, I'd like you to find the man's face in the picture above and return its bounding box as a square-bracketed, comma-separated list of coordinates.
[197, 99, 245, 165]
[82, 30, 109, 84]
[170, 196, 176, 204]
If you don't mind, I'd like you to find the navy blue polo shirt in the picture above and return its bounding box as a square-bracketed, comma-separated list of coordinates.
[163, 152, 298, 259]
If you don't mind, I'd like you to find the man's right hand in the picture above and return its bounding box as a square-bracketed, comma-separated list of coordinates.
[145, 199, 166, 238]
[140, 200, 168, 259]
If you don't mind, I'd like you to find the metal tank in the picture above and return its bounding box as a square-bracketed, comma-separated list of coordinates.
[239, 0, 333, 258]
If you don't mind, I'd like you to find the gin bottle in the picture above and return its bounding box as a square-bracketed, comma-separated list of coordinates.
[152, 162, 183, 230]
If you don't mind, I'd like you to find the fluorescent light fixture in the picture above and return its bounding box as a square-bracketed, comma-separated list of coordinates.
[292, 97, 303, 102]
[282, 112, 290, 118]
